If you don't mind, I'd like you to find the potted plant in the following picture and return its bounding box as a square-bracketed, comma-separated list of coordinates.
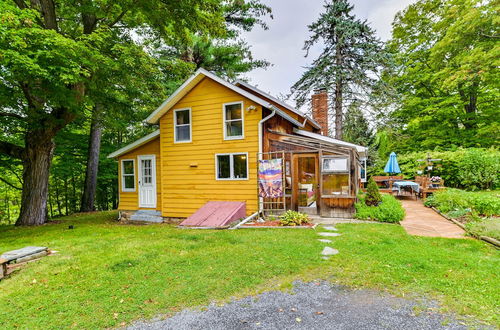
[430, 176, 442, 188]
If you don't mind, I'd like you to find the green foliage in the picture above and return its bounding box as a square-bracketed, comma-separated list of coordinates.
[343, 102, 374, 146]
[465, 217, 500, 241]
[371, 148, 500, 190]
[424, 189, 500, 217]
[279, 210, 310, 226]
[384, 0, 499, 150]
[365, 178, 382, 206]
[355, 194, 405, 223]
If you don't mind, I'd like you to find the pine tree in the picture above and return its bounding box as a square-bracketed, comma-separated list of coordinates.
[291, 0, 389, 139]
[343, 102, 373, 146]
[365, 177, 382, 206]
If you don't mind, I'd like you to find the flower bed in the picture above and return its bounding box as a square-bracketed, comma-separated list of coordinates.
[241, 220, 316, 228]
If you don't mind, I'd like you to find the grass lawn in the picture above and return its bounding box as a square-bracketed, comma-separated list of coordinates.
[0, 212, 498, 328]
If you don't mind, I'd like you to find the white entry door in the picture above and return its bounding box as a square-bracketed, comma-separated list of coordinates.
[138, 155, 157, 208]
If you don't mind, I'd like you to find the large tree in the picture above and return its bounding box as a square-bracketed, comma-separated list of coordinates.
[291, 0, 389, 139]
[386, 0, 499, 150]
[78, 0, 272, 212]
[0, 0, 227, 225]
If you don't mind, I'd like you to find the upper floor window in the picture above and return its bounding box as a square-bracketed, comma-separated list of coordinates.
[223, 102, 244, 140]
[174, 108, 191, 143]
[121, 159, 135, 192]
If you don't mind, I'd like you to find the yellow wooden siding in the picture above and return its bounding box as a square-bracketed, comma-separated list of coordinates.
[117, 137, 162, 211]
[160, 77, 261, 218]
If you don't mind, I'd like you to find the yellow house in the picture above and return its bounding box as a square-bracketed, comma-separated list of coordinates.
[109, 69, 367, 224]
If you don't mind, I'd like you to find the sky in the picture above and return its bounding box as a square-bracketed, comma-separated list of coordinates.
[240, 0, 417, 100]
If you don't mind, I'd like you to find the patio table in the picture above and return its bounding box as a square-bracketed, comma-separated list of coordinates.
[392, 181, 420, 198]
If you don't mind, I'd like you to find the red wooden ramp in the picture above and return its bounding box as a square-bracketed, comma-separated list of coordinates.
[179, 201, 246, 228]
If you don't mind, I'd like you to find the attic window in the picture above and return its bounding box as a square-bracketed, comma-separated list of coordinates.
[174, 108, 191, 143]
[223, 102, 244, 140]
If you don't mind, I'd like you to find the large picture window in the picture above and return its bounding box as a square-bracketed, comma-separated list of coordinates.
[223, 102, 244, 139]
[321, 157, 350, 195]
[216, 153, 248, 180]
[121, 159, 135, 192]
[174, 108, 191, 143]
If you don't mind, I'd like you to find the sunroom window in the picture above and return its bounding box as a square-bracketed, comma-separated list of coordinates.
[216, 153, 248, 180]
[121, 159, 135, 192]
[224, 102, 244, 139]
[321, 157, 350, 195]
[174, 108, 191, 142]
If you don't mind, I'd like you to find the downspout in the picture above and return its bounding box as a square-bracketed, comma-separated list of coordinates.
[258, 107, 276, 157]
[258, 107, 276, 214]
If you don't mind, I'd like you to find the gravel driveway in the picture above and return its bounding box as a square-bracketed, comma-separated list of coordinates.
[129, 281, 471, 330]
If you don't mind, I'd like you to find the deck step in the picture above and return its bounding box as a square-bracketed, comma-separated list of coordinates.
[179, 201, 246, 228]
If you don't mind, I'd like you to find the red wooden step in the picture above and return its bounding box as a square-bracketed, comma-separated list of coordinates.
[179, 201, 246, 228]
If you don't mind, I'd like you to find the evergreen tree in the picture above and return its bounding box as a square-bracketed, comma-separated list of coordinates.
[343, 102, 373, 146]
[365, 177, 382, 206]
[291, 0, 389, 139]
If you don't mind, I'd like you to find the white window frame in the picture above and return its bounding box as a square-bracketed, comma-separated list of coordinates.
[121, 159, 136, 192]
[223, 101, 244, 140]
[321, 156, 349, 173]
[215, 152, 249, 181]
[174, 108, 192, 143]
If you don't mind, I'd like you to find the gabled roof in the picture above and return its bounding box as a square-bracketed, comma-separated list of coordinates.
[235, 80, 321, 129]
[294, 129, 368, 158]
[107, 130, 160, 159]
[145, 68, 318, 130]
[146, 68, 276, 124]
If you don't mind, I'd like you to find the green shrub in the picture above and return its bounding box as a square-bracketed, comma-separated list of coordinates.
[465, 217, 500, 240]
[355, 194, 405, 223]
[279, 210, 310, 226]
[365, 177, 382, 206]
[426, 188, 500, 217]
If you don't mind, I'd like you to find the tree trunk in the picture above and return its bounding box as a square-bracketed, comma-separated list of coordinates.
[80, 106, 102, 212]
[15, 135, 55, 226]
[334, 41, 343, 140]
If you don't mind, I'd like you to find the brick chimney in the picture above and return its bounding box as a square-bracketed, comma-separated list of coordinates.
[311, 88, 328, 136]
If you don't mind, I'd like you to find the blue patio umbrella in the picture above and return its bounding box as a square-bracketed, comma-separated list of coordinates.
[384, 152, 401, 175]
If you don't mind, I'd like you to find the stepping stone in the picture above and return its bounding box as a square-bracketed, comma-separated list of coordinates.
[323, 226, 338, 231]
[322, 256, 330, 260]
[321, 246, 339, 256]
[318, 232, 341, 237]
[318, 239, 332, 243]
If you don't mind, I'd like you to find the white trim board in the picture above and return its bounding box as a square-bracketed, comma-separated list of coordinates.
[107, 130, 160, 159]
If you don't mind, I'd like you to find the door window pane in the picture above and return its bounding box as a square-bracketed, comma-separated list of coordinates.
[298, 157, 316, 207]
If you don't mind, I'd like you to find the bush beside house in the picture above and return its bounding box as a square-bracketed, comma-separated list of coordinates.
[355, 194, 405, 223]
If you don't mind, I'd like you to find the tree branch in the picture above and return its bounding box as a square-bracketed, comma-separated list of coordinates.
[0, 141, 25, 159]
[0, 176, 22, 190]
[108, 10, 127, 28]
[0, 111, 24, 120]
[13, 0, 27, 9]
[39, 0, 58, 31]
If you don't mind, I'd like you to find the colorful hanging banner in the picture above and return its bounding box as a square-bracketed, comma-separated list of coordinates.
[258, 158, 283, 198]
